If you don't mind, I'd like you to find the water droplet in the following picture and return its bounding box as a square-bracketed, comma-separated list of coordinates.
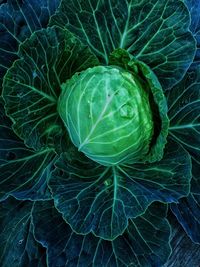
[120, 103, 134, 118]
[104, 178, 112, 186]
[17, 92, 24, 98]
[18, 239, 23, 245]
[32, 70, 37, 79]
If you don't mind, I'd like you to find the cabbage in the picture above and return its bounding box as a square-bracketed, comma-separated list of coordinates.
[0, 0, 200, 266]
[59, 65, 155, 165]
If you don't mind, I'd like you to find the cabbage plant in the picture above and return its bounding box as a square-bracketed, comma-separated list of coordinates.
[0, 0, 200, 266]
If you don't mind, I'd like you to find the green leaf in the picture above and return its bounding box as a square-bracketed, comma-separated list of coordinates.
[164, 214, 200, 266]
[0, 197, 47, 267]
[167, 66, 200, 183]
[49, 138, 191, 240]
[32, 200, 171, 267]
[0, 0, 60, 91]
[171, 193, 200, 244]
[168, 65, 200, 147]
[183, 0, 200, 70]
[49, 0, 196, 90]
[167, 66, 200, 243]
[2, 26, 99, 151]
[59, 53, 169, 166]
[109, 50, 169, 163]
[0, 101, 55, 201]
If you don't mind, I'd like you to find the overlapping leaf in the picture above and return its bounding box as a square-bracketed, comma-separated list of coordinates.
[0, 100, 55, 201]
[0, 197, 47, 267]
[50, 0, 196, 90]
[164, 214, 200, 266]
[171, 194, 200, 244]
[49, 138, 191, 240]
[167, 65, 200, 243]
[184, 0, 200, 70]
[3, 26, 99, 151]
[0, 0, 60, 90]
[32, 200, 171, 267]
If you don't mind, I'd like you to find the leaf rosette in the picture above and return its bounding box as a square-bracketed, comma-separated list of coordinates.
[0, 0, 199, 266]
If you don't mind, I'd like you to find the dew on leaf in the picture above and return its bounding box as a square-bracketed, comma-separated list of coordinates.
[18, 239, 24, 245]
[120, 103, 134, 118]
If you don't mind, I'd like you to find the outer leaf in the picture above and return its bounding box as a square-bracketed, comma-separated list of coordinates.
[164, 214, 200, 266]
[171, 194, 200, 244]
[0, 0, 60, 90]
[167, 67, 200, 168]
[49, 138, 191, 240]
[167, 65, 200, 243]
[32, 200, 171, 267]
[0, 197, 47, 267]
[2, 26, 99, 151]
[0, 100, 55, 201]
[49, 0, 196, 90]
[184, 0, 200, 70]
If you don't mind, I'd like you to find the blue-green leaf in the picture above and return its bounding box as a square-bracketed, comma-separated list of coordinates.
[50, 0, 196, 90]
[2, 26, 99, 151]
[0, 100, 55, 201]
[32, 200, 171, 267]
[171, 194, 200, 244]
[183, 0, 200, 70]
[0, 197, 47, 267]
[167, 67, 200, 165]
[0, 0, 60, 91]
[49, 138, 191, 240]
[171, 159, 200, 243]
[167, 65, 200, 243]
[164, 214, 200, 266]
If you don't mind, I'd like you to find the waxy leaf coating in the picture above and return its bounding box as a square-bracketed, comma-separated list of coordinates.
[32, 200, 171, 267]
[49, 138, 191, 240]
[50, 0, 196, 90]
[2, 26, 99, 151]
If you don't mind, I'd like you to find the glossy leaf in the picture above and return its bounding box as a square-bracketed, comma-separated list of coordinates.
[2, 26, 99, 151]
[49, 138, 191, 240]
[0, 101, 55, 201]
[0, 197, 47, 267]
[0, 0, 60, 90]
[32, 200, 171, 267]
[50, 0, 196, 90]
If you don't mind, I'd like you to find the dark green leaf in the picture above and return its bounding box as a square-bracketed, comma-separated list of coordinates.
[167, 63, 200, 244]
[167, 67, 200, 183]
[183, 0, 200, 70]
[49, 138, 191, 240]
[168, 68, 200, 162]
[171, 194, 200, 244]
[0, 197, 47, 267]
[0, 101, 55, 201]
[2, 26, 99, 151]
[32, 200, 171, 267]
[0, 0, 60, 91]
[164, 213, 200, 266]
[50, 0, 196, 90]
